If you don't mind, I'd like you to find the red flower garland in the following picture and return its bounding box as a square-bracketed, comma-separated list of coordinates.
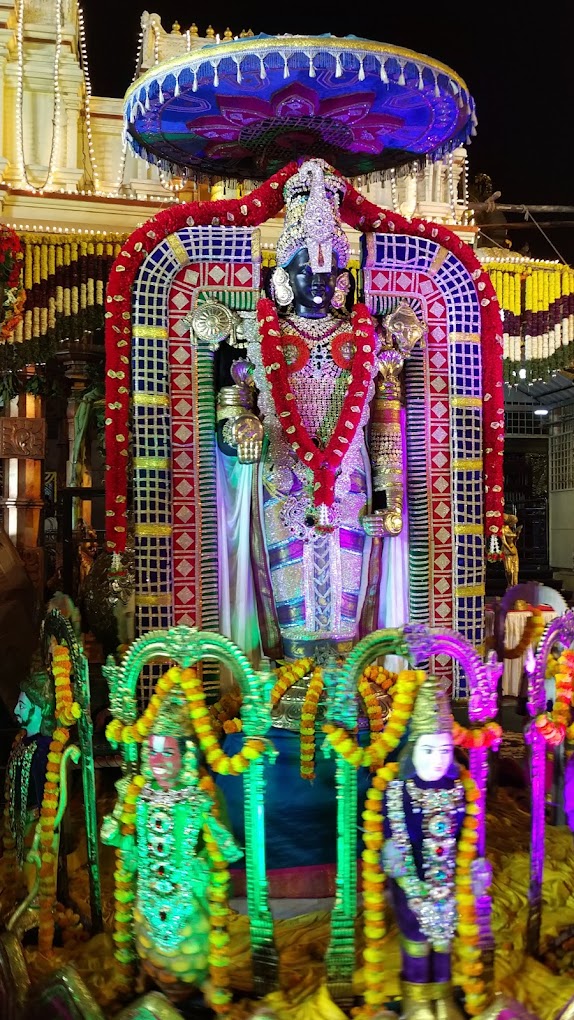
[339, 184, 505, 558]
[0, 224, 26, 344]
[258, 298, 376, 509]
[104, 162, 298, 553]
[104, 161, 505, 556]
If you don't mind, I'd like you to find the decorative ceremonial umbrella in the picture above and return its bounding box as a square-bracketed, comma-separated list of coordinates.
[123, 34, 476, 181]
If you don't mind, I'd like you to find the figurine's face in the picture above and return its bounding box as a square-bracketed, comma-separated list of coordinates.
[287, 248, 339, 314]
[148, 735, 182, 790]
[14, 692, 42, 735]
[412, 732, 454, 783]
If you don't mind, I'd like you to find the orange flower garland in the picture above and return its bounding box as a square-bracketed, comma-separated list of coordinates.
[271, 657, 314, 705]
[203, 820, 233, 1014]
[106, 666, 267, 776]
[300, 666, 324, 780]
[358, 665, 396, 734]
[37, 643, 82, 952]
[454, 770, 488, 1016]
[51, 643, 82, 725]
[452, 720, 503, 751]
[537, 648, 574, 746]
[324, 669, 425, 770]
[113, 845, 138, 991]
[356, 760, 400, 1018]
[503, 607, 545, 660]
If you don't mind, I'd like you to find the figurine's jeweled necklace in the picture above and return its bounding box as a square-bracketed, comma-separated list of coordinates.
[386, 778, 464, 948]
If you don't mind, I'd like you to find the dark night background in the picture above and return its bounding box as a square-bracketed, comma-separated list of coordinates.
[82, 2, 574, 264]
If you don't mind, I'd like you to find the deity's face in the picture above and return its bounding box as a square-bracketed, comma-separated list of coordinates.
[412, 732, 454, 783]
[287, 248, 339, 316]
[148, 735, 182, 790]
[14, 691, 42, 735]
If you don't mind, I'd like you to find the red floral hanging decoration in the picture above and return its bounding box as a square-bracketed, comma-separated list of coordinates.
[339, 183, 505, 559]
[0, 224, 26, 344]
[258, 297, 376, 512]
[104, 162, 297, 554]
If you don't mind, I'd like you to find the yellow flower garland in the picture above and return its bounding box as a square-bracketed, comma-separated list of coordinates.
[300, 666, 324, 780]
[113, 844, 138, 992]
[503, 607, 545, 660]
[203, 818, 233, 1014]
[37, 643, 82, 953]
[455, 770, 488, 1016]
[271, 657, 314, 705]
[324, 669, 425, 770]
[358, 668, 388, 734]
[106, 666, 267, 776]
[538, 648, 574, 746]
[355, 760, 400, 1018]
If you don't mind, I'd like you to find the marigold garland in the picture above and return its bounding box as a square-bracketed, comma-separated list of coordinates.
[538, 648, 574, 746]
[106, 666, 267, 776]
[358, 665, 396, 734]
[37, 720, 70, 951]
[324, 669, 425, 770]
[112, 844, 138, 992]
[203, 820, 233, 1014]
[51, 644, 82, 725]
[271, 657, 314, 706]
[300, 666, 324, 780]
[452, 720, 503, 751]
[502, 607, 545, 660]
[355, 760, 400, 1018]
[455, 769, 488, 1016]
[36, 643, 82, 952]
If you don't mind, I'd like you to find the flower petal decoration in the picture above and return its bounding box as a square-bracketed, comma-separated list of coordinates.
[124, 34, 476, 181]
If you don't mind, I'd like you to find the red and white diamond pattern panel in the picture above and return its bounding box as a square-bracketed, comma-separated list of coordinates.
[168, 261, 255, 626]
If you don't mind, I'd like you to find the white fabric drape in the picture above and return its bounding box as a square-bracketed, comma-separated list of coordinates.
[378, 407, 410, 671]
[216, 449, 261, 667]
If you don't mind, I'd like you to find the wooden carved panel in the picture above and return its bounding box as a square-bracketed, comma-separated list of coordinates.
[0, 418, 46, 459]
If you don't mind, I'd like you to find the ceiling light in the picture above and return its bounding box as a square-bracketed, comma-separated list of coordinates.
[533, 407, 549, 416]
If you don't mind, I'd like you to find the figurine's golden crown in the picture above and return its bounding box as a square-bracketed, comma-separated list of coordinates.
[408, 675, 453, 741]
[152, 685, 195, 738]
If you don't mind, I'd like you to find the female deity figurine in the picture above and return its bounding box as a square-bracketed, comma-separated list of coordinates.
[216, 158, 422, 666]
[501, 513, 522, 589]
[382, 676, 485, 1020]
[101, 689, 242, 1002]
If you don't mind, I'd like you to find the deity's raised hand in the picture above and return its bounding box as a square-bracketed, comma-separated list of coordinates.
[363, 509, 403, 537]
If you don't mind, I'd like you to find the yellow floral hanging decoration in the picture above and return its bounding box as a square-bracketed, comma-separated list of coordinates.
[324, 669, 425, 769]
[38, 642, 82, 953]
[106, 665, 267, 776]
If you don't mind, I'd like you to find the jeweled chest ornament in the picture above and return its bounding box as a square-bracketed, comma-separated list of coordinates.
[258, 297, 377, 521]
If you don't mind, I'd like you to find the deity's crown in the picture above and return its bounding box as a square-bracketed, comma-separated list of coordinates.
[276, 158, 350, 274]
[408, 674, 453, 741]
[151, 685, 196, 739]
